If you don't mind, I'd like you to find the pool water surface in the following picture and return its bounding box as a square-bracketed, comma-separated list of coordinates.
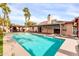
[12, 33, 65, 56]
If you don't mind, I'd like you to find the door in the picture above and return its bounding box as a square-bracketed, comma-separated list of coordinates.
[54, 29, 60, 34]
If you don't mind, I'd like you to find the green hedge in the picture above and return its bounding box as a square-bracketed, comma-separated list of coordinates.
[0, 45, 3, 56]
[0, 28, 3, 56]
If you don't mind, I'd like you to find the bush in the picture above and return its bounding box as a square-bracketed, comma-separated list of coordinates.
[0, 28, 3, 35]
[0, 41, 3, 45]
[0, 45, 3, 56]
[0, 28, 3, 56]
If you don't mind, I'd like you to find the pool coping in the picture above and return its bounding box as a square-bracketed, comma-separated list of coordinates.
[3, 32, 78, 56]
[12, 33, 65, 56]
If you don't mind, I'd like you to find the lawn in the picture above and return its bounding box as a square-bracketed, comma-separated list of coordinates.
[0, 34, 3, 56]
[0, 29, 3, 56]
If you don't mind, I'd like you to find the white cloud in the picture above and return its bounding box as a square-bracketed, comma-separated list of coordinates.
[30, 16, 47, 24]
[31, 15, 67, 24]
[65, 4, 79, 17]
[7, 3, 79, 25]
[9, 4, 23, 16]
[9, 15, 25, 25]
[10, 15, 47, 25]
[8, 4, 25, 25]
[50, 15, 67, 21]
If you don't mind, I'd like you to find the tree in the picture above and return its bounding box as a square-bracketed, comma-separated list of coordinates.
[0, 3, 11, 19]
[0, 3, 7, 19]
[0, 16, 3, 25]
[27, 20, 36, 27]
[23, 7, 31, 26]
[0, 3, 11, 31]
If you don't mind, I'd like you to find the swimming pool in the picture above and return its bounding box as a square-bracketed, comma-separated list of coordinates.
[12, 33, 65, 56]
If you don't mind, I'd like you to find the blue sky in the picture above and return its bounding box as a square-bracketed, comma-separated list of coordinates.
[0, 3, 79, 25]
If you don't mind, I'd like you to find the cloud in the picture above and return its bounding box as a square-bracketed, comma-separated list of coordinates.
[9, 15, 25, 25]
[6, 3, 79, 25]
[31, 15, 67, 24]
[8, 4, 23, 16]
[66, 5, 79, 17]
[30, 16, 47, 24]
[10, 15, 47, 25]
[8, 4, 25, 25]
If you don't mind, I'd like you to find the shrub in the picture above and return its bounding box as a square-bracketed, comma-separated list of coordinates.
[0, 28, 3, 56]
[0, 28, 3, 35]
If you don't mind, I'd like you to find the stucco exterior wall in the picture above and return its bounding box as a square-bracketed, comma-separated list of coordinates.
[65, 23, 73, 36]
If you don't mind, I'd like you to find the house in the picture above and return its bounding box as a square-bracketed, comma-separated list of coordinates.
[27, 14, 79, 38]
[61, 17, 79, 38]
[61, 21, 74, 37]
[28, 14, 65, 34]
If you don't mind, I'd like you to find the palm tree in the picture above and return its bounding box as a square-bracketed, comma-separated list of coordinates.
[0, 3, 11, 20]
[0, 16, 2, 25]
[0, 3, 7, 19]
[4, 6, 11, 29]
[0, 3, 11, 31]
[23, 7, 31, 26]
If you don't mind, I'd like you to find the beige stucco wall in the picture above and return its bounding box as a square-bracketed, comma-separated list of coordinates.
[65, 23, 73, 36]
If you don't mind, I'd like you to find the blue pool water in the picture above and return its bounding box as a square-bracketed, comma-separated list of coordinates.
[12, 33, 65, 56]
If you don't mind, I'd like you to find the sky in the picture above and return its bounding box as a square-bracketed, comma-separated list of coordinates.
[0, 3, 79, 25]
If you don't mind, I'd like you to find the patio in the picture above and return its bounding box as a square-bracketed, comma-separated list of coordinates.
[3, 33, 79, 56]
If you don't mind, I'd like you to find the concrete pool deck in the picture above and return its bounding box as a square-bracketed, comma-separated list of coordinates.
[3, 33, 79, 56]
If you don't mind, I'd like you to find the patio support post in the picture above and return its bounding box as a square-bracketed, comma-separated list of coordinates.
[60, 24, 62, 35]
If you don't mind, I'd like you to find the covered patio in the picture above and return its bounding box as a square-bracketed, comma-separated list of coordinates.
[28, 24, 61, 34]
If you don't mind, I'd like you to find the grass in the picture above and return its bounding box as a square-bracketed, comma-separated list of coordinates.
[0, 34, 3, 56]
